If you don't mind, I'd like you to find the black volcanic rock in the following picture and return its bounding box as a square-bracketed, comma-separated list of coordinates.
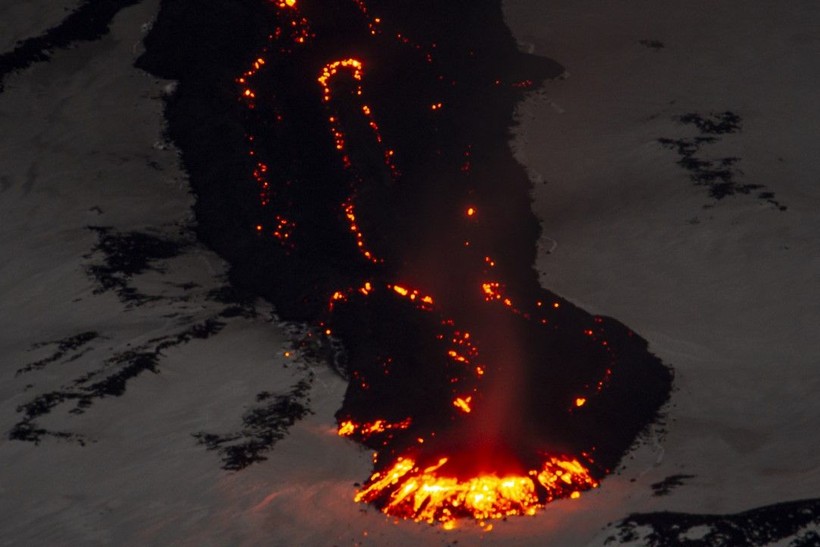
[138, 0, 672, 513]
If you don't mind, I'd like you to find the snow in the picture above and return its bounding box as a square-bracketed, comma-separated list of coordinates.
[506, 0, 820, 534]
[0, 0, 83, 52]
[0, 0, 818, 545]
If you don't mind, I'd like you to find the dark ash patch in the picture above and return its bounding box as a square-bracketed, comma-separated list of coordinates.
[659, 112, 786, 210]
[651, 474, 695, 497]
[84, 226, 188, 305]
[206, 284, 259, 318]
[639, 39, 665, 50]
[679, 112, 741, 135]
[9, 319, 225, 445]
[193, 378, 313, 471]
[606, 498, 820, 546]
[16, 331, 100, 376]
[7, 422, 88, 446]
[0, 0, 142, 92]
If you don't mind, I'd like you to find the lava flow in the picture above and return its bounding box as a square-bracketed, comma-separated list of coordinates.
[355, 455, 598, 529]
[222, 0, 673, 529]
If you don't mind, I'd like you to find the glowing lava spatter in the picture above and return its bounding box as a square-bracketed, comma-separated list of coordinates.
[342, 197, 382, 263]
[338, 418, 412, 441]
[319, 58, 399, 178]
[236, 3, 314, 248]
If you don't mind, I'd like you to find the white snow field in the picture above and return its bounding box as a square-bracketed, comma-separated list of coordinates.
[0, 0, 818, 545]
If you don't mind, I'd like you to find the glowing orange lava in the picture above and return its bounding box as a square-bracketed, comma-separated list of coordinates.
[452, 396, 473, 413]
[318, 59, 400, 177]
[354, 455, 599, 528]
[388, 284, 435, 308]
[343, 198, 382, 263]
[338, 418, 412, 439]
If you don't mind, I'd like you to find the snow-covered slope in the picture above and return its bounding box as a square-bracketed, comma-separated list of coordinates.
[0, 2, 366, 545]
[0, 0, 82, 52]
[506, 0, 820, 543]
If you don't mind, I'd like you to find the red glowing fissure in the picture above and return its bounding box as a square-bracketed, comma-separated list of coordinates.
[240, 0, 609, 529]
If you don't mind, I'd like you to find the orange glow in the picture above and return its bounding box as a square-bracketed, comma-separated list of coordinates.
[237, 2, 313, 240]
[389, 284, 435, 309]
[481, 282, 503, 302]
[343, 199, 382, 263]
[453, 396, 472, 413]
[318, 59, 364, 100]
[535, 458, 598, 496]
[575, 397, 587, 407]
[318, 58, 400, 177]
[338, 420, 356, 436]
[354, 455, 598, 527]
[477, 280, 573, 330]
[338, 418, 412, 438]
[466, 206, 476, 216]
[447, 350, 467, 363]
[271, 215, 295, 246]
[351, 0, 384, 36]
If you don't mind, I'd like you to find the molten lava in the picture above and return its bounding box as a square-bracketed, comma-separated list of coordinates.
[338, 418, 412, 440]
[355, 455, 598, 528]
